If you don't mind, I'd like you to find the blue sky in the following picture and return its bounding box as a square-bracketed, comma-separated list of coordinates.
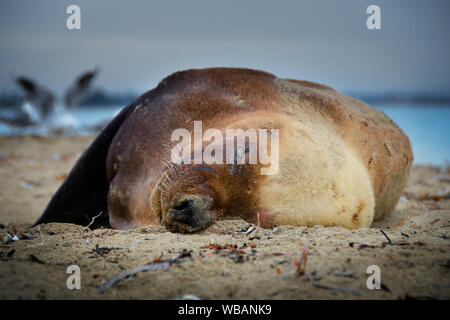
[1, 0, 449, 95]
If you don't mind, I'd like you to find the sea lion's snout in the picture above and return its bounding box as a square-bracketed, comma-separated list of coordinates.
[164, 194, 215, 233]
[150, 162, 222, 233]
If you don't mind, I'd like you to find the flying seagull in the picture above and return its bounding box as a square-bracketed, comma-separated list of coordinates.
[0, 68, 99, 134]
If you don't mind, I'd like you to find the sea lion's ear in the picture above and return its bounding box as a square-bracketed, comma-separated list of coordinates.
[32, 104, 132, 228]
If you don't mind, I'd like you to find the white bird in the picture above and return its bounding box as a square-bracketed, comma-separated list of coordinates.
[1, 68, 99, 135]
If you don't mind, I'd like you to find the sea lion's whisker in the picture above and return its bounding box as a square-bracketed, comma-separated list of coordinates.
[169, 162, 179, 177]
[163, 171, 173, 185]
[162, 143, 174, 153]
[160, 178, 169, 188]
[161, 159, 175, 176]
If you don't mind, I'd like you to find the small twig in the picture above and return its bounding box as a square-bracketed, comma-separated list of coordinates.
[283, 242, 310, 278]
[29, 254, 45, 264]
[240, 226, 255, 235]
[296, 242, 310, 275]
[27, 225, 45, 248]
[248, 212, 261, 237]
[94, 248, 106, 258]
[37, 225, 45, 245]
[98, 261, 171, 294]
[312, 283, 362, 296]
[83, 211, 103, 232]
[380, 230, 392, 244]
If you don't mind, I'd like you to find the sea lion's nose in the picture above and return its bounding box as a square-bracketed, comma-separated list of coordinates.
[167, 195, 213, 230]
[169, 200, 195, 224]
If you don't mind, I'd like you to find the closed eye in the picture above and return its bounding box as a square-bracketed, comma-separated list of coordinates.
[195, 165, 218, 177]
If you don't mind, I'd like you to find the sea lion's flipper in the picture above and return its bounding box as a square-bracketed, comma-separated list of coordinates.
[32, 105, 132, 228]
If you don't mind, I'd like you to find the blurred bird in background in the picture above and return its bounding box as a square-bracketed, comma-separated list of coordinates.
[0, 68, 98, 134]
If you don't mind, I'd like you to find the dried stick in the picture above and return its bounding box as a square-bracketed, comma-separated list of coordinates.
[98, 261, 171, 294]
[83, 211, 103, 232]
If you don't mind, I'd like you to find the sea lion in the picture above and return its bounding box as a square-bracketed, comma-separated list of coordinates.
[33, 67, 413, 232]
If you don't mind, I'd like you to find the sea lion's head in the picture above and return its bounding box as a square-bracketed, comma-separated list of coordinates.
[150, 138, 263, 233]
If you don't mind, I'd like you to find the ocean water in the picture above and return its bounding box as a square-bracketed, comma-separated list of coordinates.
[375, 104, 450, 165]
[0, 103, 449, 165]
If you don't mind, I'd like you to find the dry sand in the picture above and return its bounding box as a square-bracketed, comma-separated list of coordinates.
[0, 135, 449, 299]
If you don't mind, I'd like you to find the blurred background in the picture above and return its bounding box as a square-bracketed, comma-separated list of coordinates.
[0, 0, 449, 164]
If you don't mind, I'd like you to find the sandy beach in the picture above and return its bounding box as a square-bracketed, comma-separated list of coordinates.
[0, 135, 449, 299]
